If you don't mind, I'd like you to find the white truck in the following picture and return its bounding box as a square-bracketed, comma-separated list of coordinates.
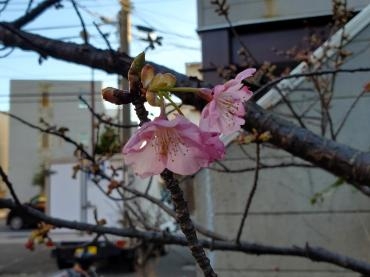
[47, 161, 137, 270]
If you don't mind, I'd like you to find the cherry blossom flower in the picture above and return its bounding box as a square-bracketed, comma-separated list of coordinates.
[123, 116, 225, 178]
[199, 68, 256, 135]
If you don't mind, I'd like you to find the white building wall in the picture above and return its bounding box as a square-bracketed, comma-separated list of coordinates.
[8, 80, 104, 202]
[0, 113, 8, 197]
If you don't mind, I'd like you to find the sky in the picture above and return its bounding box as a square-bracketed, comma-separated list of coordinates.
[0, 0, 201, 111]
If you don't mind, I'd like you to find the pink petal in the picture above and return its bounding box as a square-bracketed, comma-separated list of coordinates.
[235, 68, 256, 82]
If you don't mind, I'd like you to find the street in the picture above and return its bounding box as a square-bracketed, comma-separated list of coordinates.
[0, 217, 196, 277]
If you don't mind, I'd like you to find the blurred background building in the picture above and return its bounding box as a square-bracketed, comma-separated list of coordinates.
[7, 80, 103, 202]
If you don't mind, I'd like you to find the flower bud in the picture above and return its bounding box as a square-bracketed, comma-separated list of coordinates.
[102, 87, 132, 105]
[148, 73, 176, 91]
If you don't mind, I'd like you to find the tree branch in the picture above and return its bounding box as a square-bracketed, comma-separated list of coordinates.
[12, 0, 61, 28]
[1, 198, 370, 275]
[236, 143, 260, 243]
[0, 24, 206, 92]
[244, 101, 370, 188]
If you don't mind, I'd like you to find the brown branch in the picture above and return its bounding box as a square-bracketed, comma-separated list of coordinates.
[127, 54, 217, 276]
[1, 197, 370, 275]
[160, 170, 217, 276]
[244, 101, 370, 188]
[0, 24, 205, 90]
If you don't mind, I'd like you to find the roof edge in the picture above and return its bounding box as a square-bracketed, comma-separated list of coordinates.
[257, 4, 370, 109]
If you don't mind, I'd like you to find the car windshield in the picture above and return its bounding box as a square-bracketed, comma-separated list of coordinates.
[29, 194, 46, 209]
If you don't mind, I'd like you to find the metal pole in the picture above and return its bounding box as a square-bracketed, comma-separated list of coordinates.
[119, 0, 131, 144]
[90, 69, 95, 151]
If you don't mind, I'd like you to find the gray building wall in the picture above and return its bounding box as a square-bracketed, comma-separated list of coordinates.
[0, 113, 8, 197]
[197, 0, 368, 30]
[197, 0, 369, 84]
[8, 80, 104, 202]
[194, 8, 370, 277]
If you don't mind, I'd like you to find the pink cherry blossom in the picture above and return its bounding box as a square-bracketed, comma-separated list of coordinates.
[123, 116, 225, 178]
[199, 68, 256, 135]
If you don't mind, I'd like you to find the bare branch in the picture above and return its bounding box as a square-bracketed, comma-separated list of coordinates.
[128, 55, 217, 276]
[0, 167, 21, 206]
[334, 89, 366, 137]
[12, 0, 61, 28]
[1, 197, 370, 275]
[79, 96, 139, 128]
[244, 101, 370, 188]
[209, 161, 315, 173]
[253, 68, 370, 98]
[236, 143, 260, 243]
[70, 0, 88, 44]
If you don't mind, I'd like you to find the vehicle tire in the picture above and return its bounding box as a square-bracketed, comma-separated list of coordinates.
[56, 258, 72, 269]
[9, 216, 24, 230]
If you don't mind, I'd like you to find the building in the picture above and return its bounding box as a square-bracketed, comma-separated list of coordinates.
[195, 1, 370, 276]
[8, 80, 104, 202]
[197, 0, 368, 84]
[0, 112, 8, 198]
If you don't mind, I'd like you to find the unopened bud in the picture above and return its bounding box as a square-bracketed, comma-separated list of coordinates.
[364, 82, 370, 93]
[107, 180, 120, 195]
[258, 131, 272, 142]
[97, 219, 107, 225]
[102, 87, 132, 105]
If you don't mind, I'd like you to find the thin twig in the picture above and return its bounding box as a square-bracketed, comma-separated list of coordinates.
[275, 86, 306, 128]
[334, 89, 366, 137]
[12, 0, 61, 28]
[79, 96, 138, 128]
[0, 111, 93, 161]
[253, 67, 370, 97]
[0, 167, 22, 206]
[70, 0, 88, 44]
[236, 143, 260, 243]
[209, 161, 314, 173]
[93, 21, 114, 54]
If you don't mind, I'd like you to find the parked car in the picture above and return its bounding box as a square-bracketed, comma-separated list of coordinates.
[6, 194, 46, 230]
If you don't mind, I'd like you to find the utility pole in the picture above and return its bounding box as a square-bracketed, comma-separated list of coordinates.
[119, 0, 132, 229]
[119, 0, 131, 144]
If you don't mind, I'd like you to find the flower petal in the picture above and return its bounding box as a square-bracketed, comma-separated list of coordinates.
[141, 64, 155, 89]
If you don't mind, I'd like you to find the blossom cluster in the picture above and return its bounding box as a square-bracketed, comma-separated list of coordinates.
[103, 55, 255, 178]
